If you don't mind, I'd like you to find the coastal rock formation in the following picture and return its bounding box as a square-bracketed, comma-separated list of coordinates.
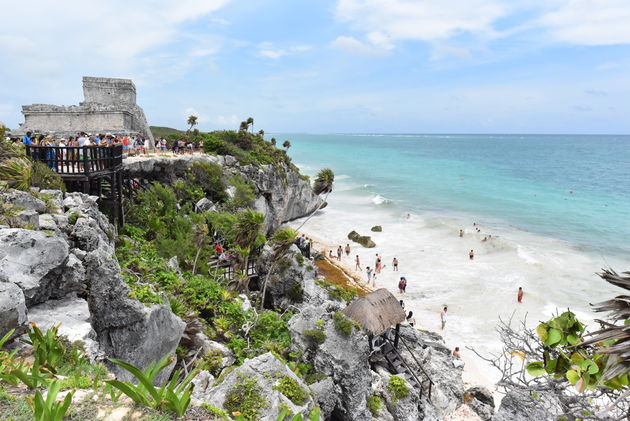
[348, 230, 376, 248]
[0, 187, 184, 382]
[123, 155, 324, 233]
[492, 389, 563, 421]
[371, 225, 383, 232]
[193, 352, 315, 420]
[465, 386, 495, 420]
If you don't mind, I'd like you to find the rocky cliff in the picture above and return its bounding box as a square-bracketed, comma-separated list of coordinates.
[0, 188, 184, 382]
[123, 155, 324, 233]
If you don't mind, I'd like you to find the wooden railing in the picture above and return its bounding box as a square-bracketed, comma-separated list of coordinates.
[24, 145, 123, 176]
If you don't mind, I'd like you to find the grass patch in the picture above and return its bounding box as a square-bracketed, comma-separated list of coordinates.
[367, 394, 382, 416]
[223, 374, 268, 421]
[273, 375, 309, 405]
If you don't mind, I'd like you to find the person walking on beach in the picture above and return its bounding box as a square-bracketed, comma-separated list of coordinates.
[469, 250, 475, 260]
[398, 276, 407, 294]
[329, 250, 334, 258]
[371, 272, 377, 287]
[440, 307, 448, 330]
[337, 246, 343, 261]
[392, 257, 399, 271]
[518, 287, 524, 303]
[459, 229, 464, 237]
[375, 254, 382, 273]
[345, 244, 351, 256]
[355, 255, 361, 271]
[366, 267, 373, 284]
[399, 300, 405, 309]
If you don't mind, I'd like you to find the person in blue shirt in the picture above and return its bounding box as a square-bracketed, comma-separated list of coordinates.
[22, 131, 32, 146]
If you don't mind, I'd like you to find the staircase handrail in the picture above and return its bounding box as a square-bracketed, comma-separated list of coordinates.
[383, 339, 425, 398]
[397, 335, 434, 399]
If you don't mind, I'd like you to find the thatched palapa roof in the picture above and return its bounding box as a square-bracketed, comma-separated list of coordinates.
[342, 288, 406, 335]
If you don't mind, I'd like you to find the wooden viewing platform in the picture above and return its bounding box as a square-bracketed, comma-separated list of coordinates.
[25, 144, 125, 225]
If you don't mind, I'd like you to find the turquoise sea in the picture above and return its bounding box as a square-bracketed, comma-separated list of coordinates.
[285, 134, 630, 258]
[283, 133, 629, 385]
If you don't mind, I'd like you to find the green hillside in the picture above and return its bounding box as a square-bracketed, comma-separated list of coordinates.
[150, 126, 186, 138]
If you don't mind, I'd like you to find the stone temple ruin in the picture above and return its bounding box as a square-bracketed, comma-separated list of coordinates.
[14, 76, 154, 144]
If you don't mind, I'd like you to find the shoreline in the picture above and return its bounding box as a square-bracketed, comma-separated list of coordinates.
[303, 231, 498, 392]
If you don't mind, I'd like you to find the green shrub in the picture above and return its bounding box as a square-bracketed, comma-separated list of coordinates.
[201, 402, 229, 417]
[27, 380, 73, 421]
[303, 329, 326, 347]
[287, 283, 304, 302]
[187, 161, 227, 202]
[127, 283, 164, 305]
[30, 162, 65, 191]
[367, 394, 382, 415]
[295, 253, 304, 266]
[332, 312, 356, 336]
[223, 374, 268, 421]
[68, 212, 80, 225]
[0, 158, 32, 191]
[388, 375, 410, 404]
[227, 175, 255, 209]
[273, 375, 309, 405]
[305, 373, 328, 385]
[315, 280, 357, 303]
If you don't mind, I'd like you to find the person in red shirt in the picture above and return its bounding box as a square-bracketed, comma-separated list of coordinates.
[215, 244, 223, 254]
[517, 287, 524, 303]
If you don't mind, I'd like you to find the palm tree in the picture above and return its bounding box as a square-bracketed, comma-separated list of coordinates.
[295, 168, 334, 232]
[246, 117, 254, 133]
[270, 138, 277, 146]
[581, 269, 630, 380]
[231, 210, 265, 292]
[258, 129, 265, 137]
[239, 121, 248, 132]
[259, 228, 297, 310]
[282, 140, 291, 151]
[187, 115, 198, 133]
[312, 168, 334, 195]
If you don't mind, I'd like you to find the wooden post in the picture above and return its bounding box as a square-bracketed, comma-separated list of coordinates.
[394, 323, 400, 349]
[83, 146, 89, 175]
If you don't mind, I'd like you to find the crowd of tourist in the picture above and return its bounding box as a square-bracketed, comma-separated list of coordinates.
[13, 131, 203, 157]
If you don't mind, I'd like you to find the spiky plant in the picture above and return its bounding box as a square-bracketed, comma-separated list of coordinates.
[582, 269, 630, 379]
[30, 162, 65, 191]
[0, 157, 32, 190]
[313, 168, 334, 195]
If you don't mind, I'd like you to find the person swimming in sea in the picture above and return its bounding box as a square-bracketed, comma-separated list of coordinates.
[469, 250, 475, 260]
[392, 257, 398, 271]
[518, 287, 524, 303]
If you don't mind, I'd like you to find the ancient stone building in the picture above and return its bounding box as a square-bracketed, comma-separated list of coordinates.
[14, 76, 154, 145]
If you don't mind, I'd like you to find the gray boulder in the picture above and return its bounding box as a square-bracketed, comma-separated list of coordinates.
[195, 197, 216, 212]
[466, 386, 495, 420]
[27, 295, 102, 360]
[310, 376, 339, 419]
[348, 231, 376, 248]
[194, 353, 314, 420]
[82, 248, 185, 384]
[493, 389, 563, 421]
[0, 282, 27, 338]
[0, 228, 69, 306]
[381, 374, 421, 421]
[371, 225, 382, 232]
[0, 190, 46, 213]
[289, 306, 372, 421]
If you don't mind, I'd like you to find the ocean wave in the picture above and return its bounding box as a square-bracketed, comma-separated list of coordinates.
[371, 194, 393, 205]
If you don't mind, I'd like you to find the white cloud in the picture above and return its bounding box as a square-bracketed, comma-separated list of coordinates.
[331, 36, 391, 55]
[538, 0, 630, 45]
[334, 0, 508, 52]
[257, 42, 312, 59]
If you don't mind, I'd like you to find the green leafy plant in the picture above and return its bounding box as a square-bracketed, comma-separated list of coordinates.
[106, 356, 197, 416]
[30, 162, 65, 191]
[274, 406, 321, 421]
[272, 375, 309, 405]
[22, 324, 66, 374]
[312, 168, 334, 195]
[27, 380, 73, 421]
[366, 394, 382, 416]
[0, 157, 32, 190]
[223, 374, 268, 421]
[332, 312, 356, 336]
[388, 375, 410, 404]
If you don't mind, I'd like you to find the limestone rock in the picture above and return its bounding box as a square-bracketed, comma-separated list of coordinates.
[16, 209, 39, 229]
[0, 282, 27, 338]
[492, 389, 563, 421]
[371, 225, 382, 232]
[39, 189, 64, 211]
[465, 386, 495, 420]
[289, 306, 372, 420]
[27, 295, 101, 360]
[194, 353, 314, 420]
[348, 231, 376, 248]
[310, 376, 339, 420]
[381, 374, 421, 421]
[0, 228, 69, 306]
[0, 190, 46, 213]
[195, 197, 216, 212]
[82, 248, 185, 384]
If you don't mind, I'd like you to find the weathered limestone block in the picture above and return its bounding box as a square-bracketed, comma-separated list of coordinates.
[0, 282, 28, 338]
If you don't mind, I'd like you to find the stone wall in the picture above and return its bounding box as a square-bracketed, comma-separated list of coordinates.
[12, 76, 154, 147]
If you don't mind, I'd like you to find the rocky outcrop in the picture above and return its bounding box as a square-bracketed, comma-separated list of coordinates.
[492, 389, 563, 421]
[0, 282, 27, 337]
[348, 230, 376, 248]
[465, 386, 495, 420]
[371, 225, 382, 232]
[193, 352, 315, 420]
[0, 187, 184, 383]
[123, 155, 324, 233]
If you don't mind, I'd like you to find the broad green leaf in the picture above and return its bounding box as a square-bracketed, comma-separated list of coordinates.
[567, 334, 580, 345]
[526, 361, 546, 376]
[544, 328, 562, 346]
[536, 324, 548, 341]
[566, 370, 580, 385]
[545, 359, 557, 374]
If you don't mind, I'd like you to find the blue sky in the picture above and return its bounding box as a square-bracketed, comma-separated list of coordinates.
[1, 0, 630, 134]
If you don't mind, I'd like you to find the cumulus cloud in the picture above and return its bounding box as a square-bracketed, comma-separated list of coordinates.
[330, 36, 392, 55]
[538, 0, 630, 46]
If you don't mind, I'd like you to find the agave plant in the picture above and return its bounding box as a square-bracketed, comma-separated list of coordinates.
[0, 157, 32, 190]
[312, 168, 334, 195]
[581, 269, 630, 379]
